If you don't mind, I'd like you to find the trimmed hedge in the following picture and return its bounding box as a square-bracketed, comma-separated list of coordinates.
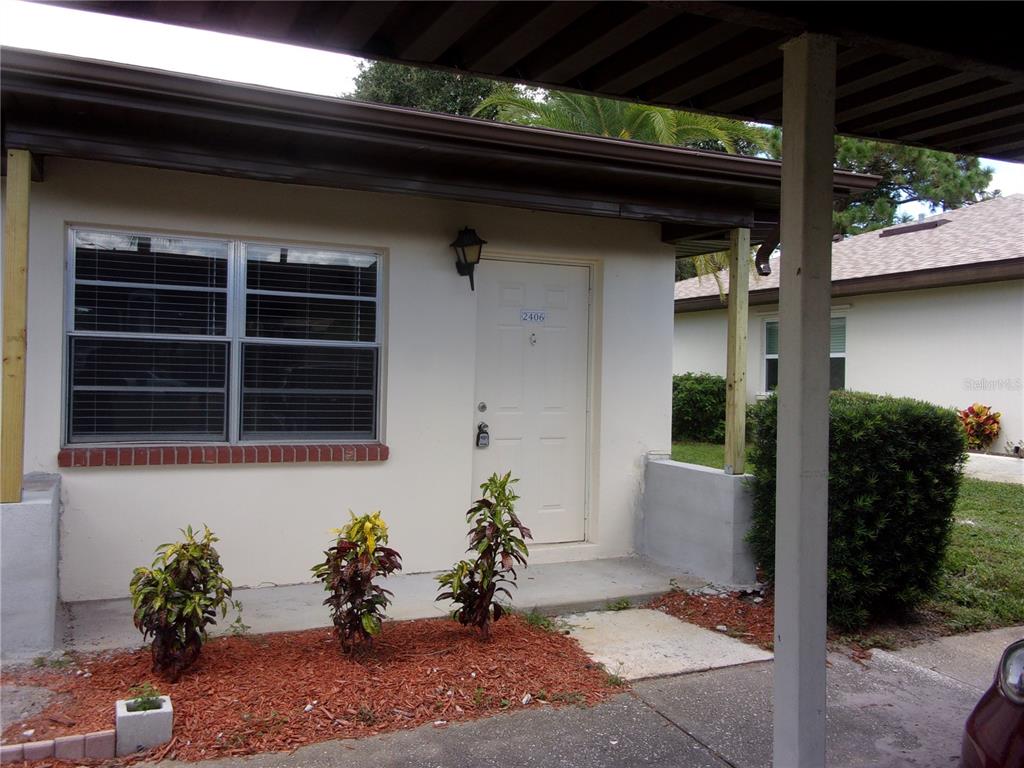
[672, 373, 727, 442]
[748, 391, 966, 630]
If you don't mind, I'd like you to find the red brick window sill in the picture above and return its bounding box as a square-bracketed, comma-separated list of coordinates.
[58, 443, 389, 468]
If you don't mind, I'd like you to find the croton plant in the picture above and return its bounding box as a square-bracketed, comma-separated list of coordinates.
[436, 472, 532, 640]
[129, 525, 239, 680]
[312, 511, 402, 652]
[958, 402, 1002, 450]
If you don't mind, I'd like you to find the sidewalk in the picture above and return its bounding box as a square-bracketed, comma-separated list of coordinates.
[965, 452, 1024, 484]
[895, 624, 1022, 689]
[62, 557, 704, 653]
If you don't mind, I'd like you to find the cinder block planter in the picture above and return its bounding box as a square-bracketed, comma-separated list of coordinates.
[115, 696, 173, 756]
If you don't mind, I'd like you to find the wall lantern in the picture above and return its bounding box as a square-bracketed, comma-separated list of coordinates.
[450, 226, 486, 290]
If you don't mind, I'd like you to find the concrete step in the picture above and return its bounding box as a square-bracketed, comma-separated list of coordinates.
[565, 608, 772, 680]
[63, 557, 705, 653]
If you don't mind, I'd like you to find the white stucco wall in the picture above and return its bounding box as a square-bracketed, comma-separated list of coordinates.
[673, 281, 1024, 451]
[12, 158, 674, 601]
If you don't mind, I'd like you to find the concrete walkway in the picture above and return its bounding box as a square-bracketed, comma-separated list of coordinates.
[894, 624, 1022, 690]
[566, 609, 772, 680]
[159, 649, 981, 768]
[965, 452, 1024, 484]
[63, 557, 704, 652]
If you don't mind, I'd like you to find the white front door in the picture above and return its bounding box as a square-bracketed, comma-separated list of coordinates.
[473, 259, 590, 543]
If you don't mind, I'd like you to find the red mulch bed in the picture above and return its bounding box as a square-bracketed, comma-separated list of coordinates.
[648, 590, 775, 650]
[1, 616, 615, 763]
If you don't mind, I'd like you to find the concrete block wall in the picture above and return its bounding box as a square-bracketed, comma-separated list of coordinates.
[640, 459, 757, 586]
[1, 473, 61, 657]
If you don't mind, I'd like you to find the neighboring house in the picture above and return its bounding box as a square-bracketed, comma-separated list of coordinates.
[0, 49, 875, 605]
[674, 194, 1024, 452]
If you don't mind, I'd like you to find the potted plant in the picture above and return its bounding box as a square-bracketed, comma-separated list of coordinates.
[115, 683, 173, 756]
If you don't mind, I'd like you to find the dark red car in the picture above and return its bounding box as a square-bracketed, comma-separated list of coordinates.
[962, 638, 1024, 767]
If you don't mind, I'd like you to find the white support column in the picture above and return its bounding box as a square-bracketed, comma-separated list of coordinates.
[773, 34, 836, 768]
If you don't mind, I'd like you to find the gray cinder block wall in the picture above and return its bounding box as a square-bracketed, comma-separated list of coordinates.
[640, 459, 757, 586]
[1, 473, 61, 657]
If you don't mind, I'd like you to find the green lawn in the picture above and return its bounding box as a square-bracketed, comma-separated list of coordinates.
[672, 440, 1024, 638]
[928, 478, 1024, 634]
[671, 441, 751, 469]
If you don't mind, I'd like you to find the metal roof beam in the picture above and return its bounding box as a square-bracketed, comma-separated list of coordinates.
[521, 4, 669, 84]
[643, 35, 785, 105]
[317, 1, 396, 50]
[843, 81, 1020, 134]
[458, 2, 593, 75]
[836, 71, 981, 125]
[956, 135, 1024, 158]
[924, 114, 1024, 149]
[390, 2, 494, 61]
[835, 59, 928, 99]
[903, 95, 1024, 140]
[585, 19, 746, 96]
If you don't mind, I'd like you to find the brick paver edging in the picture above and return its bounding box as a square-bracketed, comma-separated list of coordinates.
[58, 443, 389, 468]
[0, 729, 116, 762]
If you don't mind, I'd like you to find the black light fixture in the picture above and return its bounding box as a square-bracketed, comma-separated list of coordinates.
[450, 226, 486, 290]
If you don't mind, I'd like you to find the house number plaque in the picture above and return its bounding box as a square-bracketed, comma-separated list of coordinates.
[520, 310, 546, 323]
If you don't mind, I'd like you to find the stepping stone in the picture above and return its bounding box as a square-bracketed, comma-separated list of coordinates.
[563, 608, 772, 681]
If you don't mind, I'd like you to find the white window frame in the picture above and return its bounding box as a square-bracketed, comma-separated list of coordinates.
[63, 225, 385, 446]
[761, 313, 847, 393]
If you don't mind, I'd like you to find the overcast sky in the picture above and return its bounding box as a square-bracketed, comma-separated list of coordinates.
[3, 0, 1023, 207]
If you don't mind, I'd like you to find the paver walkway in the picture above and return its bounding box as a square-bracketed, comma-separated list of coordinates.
[62, 557, 704, 653]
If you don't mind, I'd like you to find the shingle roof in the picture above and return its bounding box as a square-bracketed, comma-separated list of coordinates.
[674, 194, 1024, 300]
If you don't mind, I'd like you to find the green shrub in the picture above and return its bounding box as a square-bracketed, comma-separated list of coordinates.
[312, 511, 402, 653]
[748, 392, 966, 630]
[130, 525, 239, 680]
[672, 373, 727, 442]
[436, 472, 532, 639]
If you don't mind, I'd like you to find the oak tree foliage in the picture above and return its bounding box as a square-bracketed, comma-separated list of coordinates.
[350, 61, 502, 118]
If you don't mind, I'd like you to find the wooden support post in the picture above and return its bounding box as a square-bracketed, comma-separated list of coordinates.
[2, 149, 31, 504]
[724, 227, 750, 475]
[773, 34, 836, 768]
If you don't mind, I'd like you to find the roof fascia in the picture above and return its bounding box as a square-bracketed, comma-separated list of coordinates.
[674, 257, 1024, 313]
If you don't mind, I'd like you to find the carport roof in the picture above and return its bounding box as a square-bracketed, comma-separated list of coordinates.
[52, 1, 1024, 163]
[0, 47, 875, 254]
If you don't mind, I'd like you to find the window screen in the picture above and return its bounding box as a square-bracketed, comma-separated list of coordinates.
[241, 344, 377, 439]
[240, 244, 379, 440]
[764, 317, 846, 391]
[68, 231, 230, 442]
[66, 230, 380, 444]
